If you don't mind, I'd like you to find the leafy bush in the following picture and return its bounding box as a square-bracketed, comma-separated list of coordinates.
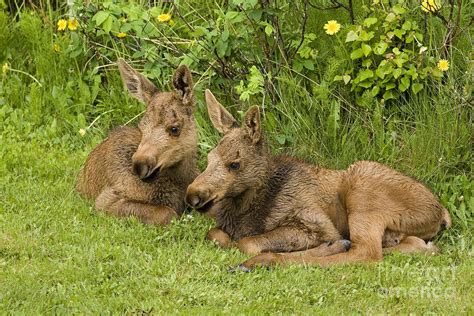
[335, 2, 444, 105]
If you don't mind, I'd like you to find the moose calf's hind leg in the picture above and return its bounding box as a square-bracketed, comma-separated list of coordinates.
[234, 239, 352, 271]
[96, 187, 178, 225]
[383, 236, 439, 255]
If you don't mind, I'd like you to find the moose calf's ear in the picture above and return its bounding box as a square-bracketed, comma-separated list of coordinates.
[205, 89, 238, 134]
[117, 58, 158, 104]
[173, 65, 194, 105]
[244, 106, 261, 144]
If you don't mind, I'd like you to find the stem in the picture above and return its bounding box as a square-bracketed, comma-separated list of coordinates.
[8, 68, 43, 87]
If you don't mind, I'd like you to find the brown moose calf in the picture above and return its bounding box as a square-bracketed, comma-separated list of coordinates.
[76, 59, 199, 225]
[185, 90, 451, 270]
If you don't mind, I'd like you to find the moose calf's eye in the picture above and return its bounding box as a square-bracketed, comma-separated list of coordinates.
[169, 126, 180, 136]
[229, 162, 240, 170]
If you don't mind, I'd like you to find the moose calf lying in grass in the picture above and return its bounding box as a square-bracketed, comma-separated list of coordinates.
[186, 90, 451, 270]
[77, 59, 198, 225]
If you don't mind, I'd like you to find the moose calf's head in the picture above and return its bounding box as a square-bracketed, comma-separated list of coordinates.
[117, 59, 196, 180]
[186, 90, 268, 212]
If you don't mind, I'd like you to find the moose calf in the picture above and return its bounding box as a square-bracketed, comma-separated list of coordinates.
[186, 90, 451, 270]
[76, 59, 198, 225]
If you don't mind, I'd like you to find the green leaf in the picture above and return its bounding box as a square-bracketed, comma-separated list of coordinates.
[415, 32, 423, 42]
[276, 134, 286, 145]
[326, 101, 340, 140]
[393, 58, 405, 67]
[398, 76, 410, 92]
[374, 42, 388, 55]
[402, 21, 412, 31]
[364, 17, 378, 27]
[383, 90, 397, 100]
[394, 29, 405, 39]
[411, 83, 423, 94]
[431, 68, 443, 78]
[345, 30, 358, 42]
[372, 85, 380, 97]
[333, 75, 343, 81]
[359, 30, 374, 41]
[216, 39, 228, 58]
[362, 59, 372, 68]
[393, 68, 402, 79]
[385, 82, 396, 90]
[350, 48, 364, 60]
[102, 16, 113, 33]
[301, 59, 314, 70]
[264, 24, 273, 36]
[359, 81, 373, 88]
[376, 67, 385, 79]
[392, 5, 406, 14]
[222, 28, 229, 41]
[93, 11, 109, 26]
[361, 44, 372, 57]
[385, 13, 396, 22]
[359, 69, 374, 81]
[343, 75, 351, 84]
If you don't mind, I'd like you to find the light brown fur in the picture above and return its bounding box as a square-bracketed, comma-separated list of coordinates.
[76, 59, 199, 225]
[186, 90, 451, 270]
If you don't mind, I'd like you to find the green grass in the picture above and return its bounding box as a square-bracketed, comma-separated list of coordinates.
[0, 138, 473, 314]
[1, 1, 473, 314]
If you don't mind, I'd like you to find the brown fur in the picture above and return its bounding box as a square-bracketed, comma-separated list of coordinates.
[186, 90, 451, 269]
[76, 59, 199, 225]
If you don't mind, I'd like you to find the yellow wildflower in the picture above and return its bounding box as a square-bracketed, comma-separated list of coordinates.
[117, 32, 127, 38]
[437, 59, 449, 71]
[324, 20, 341, 35]
[57, 19, 67, 31]
[157, 13, 171, 23]
[79, 128, 86, 136]
[68, 18, 79, 31]
[169, 19, 175, 27]
[53, 43, 60, 52]
[421, 0, 440, 13]
[2, 63, 9, 74]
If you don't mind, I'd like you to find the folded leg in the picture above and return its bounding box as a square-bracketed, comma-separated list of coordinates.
[383, 236, 439, 255]
[95, 187, 178, 225]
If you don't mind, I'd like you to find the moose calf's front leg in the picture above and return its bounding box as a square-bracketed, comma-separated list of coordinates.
[206, 227, 235, 248]
[237, 226, 329, 255]
[96, 187, 178, 225]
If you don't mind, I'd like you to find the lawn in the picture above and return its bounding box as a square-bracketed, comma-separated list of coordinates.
[1, 137, 472, 314]
[0, 0, 473, 314]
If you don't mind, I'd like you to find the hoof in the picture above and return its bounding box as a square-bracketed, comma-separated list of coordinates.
[341, 239, 352, 251]
[228, 264, 252, 273]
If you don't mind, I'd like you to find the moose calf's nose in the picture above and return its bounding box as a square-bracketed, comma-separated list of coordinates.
[186, 193, 201, 208]
[132, 156, 156, 179]
[132, 161, 149, 179]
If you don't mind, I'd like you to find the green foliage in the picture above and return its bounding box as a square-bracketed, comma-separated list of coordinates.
[334, 1, 443, 105]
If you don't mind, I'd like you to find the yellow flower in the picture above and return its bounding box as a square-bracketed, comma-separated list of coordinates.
[117, 32, 127, 38]
[421, 0, 440, 13]
[57, 19, 67, 31]
[169, 19, 175, 27]
[79, 128, 86, 136]
[324, 20, 341, 35]
[68, 18, 79, 31]
[53, 43, 60, 52]
[157, 13, 171, 23]
[2, 63, 9, 74]
[437, 59, 449, 71]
